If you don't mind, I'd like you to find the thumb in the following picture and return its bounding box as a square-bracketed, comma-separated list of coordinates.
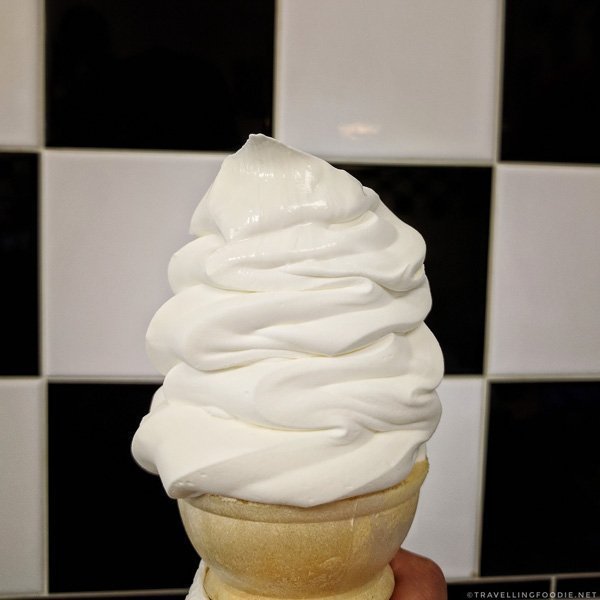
[390, 548, 447, 600]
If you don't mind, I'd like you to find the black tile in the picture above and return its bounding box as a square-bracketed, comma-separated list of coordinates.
[46, 0, 274, 151]
[0, 153, 38, 376]
[481, 382, 600, 576]
[557, 577, 600, 594]
[501, 1, 600, 164]
[48, 383, 199, 592]
[448, 579, 550, 600]
[339, 165, 491, 375]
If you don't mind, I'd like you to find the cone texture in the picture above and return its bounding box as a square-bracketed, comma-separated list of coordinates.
[178, 460, 428, 600]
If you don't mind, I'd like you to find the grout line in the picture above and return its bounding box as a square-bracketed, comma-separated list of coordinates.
[52, 590, 188, 598]
[475, 0, 505, 576]
[487, 373, 600, 382]
[554, 572, 600, 581]
[41, 376, 49, 595]
[40, 150, 48, 379]
[40, 146, 230, 160]
[472, 377, 490, 577]
[446, 574, 554, 584]
[492, 0, 506, 164]
[272, 0, 282, 139]
[447, 571, 600, 585]
[0, 369, 591, 386]
[342, 159, 493, 169]
[497, 160, 600, 171]
[14, 373, 599, 386]
[442, 374, 493, 381]
[483, 0, 506, 378]
[46, 376, 163, 384]
[5, 144, 494, 167]
[0, 591, 187, 600]
[38, 150, 45, 375]
[2, 144, 599, 171]
[38, 0, 45, 149]
[482, 163, 499, 377]
[0, 145, 44, 153]
[325, 156, 493, 167]
[478, 0, 504, 560]
[37, 1, 49, 583]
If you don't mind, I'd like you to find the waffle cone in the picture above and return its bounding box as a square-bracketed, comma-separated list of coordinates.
[178, 460, 428, 600]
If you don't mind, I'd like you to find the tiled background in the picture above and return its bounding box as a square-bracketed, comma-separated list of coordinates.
[1, 0, 599, 597]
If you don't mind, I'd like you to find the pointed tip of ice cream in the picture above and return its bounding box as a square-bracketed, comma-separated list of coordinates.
[233, 134, 312, 169]
[237, 133, 285, 154]
[246, 132, 276, 145]
[244, 133, 289, 149]
[190, 134, 374, 241]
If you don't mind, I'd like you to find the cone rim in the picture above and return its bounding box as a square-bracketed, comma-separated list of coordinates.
[180, 459, 428, 523]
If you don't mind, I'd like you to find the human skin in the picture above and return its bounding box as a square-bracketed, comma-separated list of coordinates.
[391, 549, 447, 600]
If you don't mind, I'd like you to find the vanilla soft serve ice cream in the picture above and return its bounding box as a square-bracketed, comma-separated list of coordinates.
[132, 134, 443, 507]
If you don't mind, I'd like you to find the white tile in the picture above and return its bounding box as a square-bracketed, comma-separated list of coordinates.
[43, 151, 224, 376]
[0, 0, 39, 146]
[276, 0, 498, 161]
[0, 380, 44, 594]
[404, 377, 484, 579]
[488, 165, 600, 376]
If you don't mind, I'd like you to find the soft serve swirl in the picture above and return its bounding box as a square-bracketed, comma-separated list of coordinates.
[132, 135, 443, 507]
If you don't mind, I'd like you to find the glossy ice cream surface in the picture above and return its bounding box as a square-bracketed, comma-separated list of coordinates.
[132, 134, 443, 507]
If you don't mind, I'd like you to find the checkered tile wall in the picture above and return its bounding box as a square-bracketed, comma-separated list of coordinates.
[1, 0, 599, 597]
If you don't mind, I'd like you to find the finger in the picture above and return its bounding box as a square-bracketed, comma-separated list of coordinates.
[390, 548, 447, 600]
